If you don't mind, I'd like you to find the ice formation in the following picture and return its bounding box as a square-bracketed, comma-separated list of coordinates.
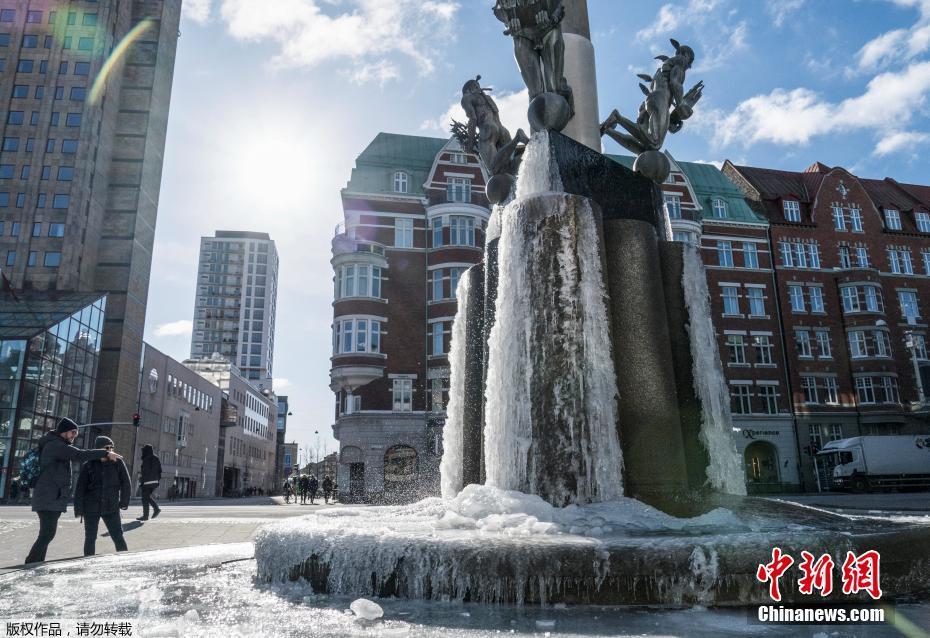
[682, 243, 747, 495]
[440, 272, 471, 498]
[481, 135, 623, 504]
[349, 598, 384, 620]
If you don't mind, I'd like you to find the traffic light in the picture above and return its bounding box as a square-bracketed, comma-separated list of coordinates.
[132, 413, 141, 428]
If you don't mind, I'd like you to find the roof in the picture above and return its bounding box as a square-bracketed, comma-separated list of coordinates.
[858, 177, 920, 212]
[215, 231, 271, 240]
[608, 154, 765, 223]
[730, 164, 824, 202]
[345, 133, 449, 197]
[0, 291, 106, 339]
[895, 181, 930, 209]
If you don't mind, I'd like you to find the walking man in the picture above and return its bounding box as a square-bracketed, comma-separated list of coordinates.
[298, 474, 309, 504]
[137, 444, 162, 521]
[24, 418, 122, 564]
[308, 474, 319, 505]
[74, 436, 131, 556]
[322, 475, 334, 505]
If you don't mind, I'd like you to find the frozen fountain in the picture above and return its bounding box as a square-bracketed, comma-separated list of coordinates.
[254, 0, 930, 607]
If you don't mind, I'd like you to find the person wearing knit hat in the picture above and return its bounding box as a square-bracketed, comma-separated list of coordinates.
[25, 418, 123, 564]
[74, 436, 131, 556]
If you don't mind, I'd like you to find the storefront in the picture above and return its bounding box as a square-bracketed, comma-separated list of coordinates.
[0, 292, 107, 498]
[730, 420, 802, 494]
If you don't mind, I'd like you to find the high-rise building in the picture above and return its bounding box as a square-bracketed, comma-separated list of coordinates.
[190, 231, 279, 390]
[330, 133, 489, 502]
[0, 1, 182, 475]
[274, 394, 289, 489]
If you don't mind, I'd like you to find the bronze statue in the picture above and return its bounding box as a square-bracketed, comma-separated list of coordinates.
[600, 39, 703, 155]
[492, 0, 574, 123]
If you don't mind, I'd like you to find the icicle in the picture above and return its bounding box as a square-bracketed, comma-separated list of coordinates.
[681, 244, 746, 495]
[440, 272, 471, 498]
[515, 132, 563, 199]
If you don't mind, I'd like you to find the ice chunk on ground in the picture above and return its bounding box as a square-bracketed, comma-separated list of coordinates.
[350, 598, 384, 620]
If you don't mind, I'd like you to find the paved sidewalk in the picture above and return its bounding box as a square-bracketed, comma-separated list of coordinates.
[770, 492, 930, 513]
[0, 498, 338, 574]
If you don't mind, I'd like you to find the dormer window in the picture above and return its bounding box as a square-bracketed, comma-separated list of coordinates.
[393, 171, 409, 194]
[450, 152, 467, 165]
[783, 200, 801, 222]
[884, 208, 901, 230]
[712, 198, 727, 219]
[916, 212, 930, 233]
[663, 193, 681, 219]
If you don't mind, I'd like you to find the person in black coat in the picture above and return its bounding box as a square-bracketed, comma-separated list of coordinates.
[24, 418, 123, 564]
[322, 475, 334, 504]
[137, 444, 162, 520]
[308, 475, 319, 504]
[74, 436, 131, 556]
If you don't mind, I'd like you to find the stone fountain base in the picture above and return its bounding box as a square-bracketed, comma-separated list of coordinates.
[254, 487, 930, 606]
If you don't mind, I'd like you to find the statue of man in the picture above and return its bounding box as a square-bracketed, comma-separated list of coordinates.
[460, 76, 528, 177]
[492, 0, 573, 111]
[601, 39, 703, 155]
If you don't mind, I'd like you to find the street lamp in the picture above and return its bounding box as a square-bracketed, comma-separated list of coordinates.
[904, 330, 926, 406]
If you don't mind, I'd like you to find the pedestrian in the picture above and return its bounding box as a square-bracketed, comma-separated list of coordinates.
[74, 436, 131, 556]
[322, 475, 333, 504]
[9, 477, 19, 503]
[137, 444, 162, 521]
[298, 474, 309, 504]
[282, 480, 291, 503]
[24, 418, 122, 564]
[308, 474, 319, 505]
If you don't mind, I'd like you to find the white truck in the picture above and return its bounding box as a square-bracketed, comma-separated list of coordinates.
[817, 435, 930, 492]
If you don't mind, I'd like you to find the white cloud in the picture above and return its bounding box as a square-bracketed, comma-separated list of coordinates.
[636, 0, 745, 70]
[153, 320, 193, 338]
[274, 378, 292, 389]
[692, 159, 724, 169]
[715, 60, 930, 153]
[694, 20, 747, 72]
[636, 4, 680, 41]
[183, 0, 212, 23]
[217, 0, 459, 82]
[766, 0, 806, 28]
[874, 130, 930, 155]
[420, 88, 530, 141]
[854, 0, 930, 71]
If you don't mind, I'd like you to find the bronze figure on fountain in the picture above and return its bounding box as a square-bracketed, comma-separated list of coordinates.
[454, 75, 529, 205]
[600, 39, 704, 183]
[493, 0, 574, 133]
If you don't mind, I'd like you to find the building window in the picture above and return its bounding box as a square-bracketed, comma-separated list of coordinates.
[5, 250, 14, 266]
[821, 378, 839, 405]
[336, 264, 382, 299]
[333, 318, 381, 355]
[394, 218, 413, 248]
[832, 205, 846, 231]
[782, 200, 801, 222]
[922, 250, 930, 276]
[43, 251, 61, 267]
[753, 335, 774, 365]
[392, 379, 413, 412]
[850, 208, 863, 232]
[447, 177, 471, 203]
[848, 330, 868, 358]
[887, 248, 914, 275]
[27, 251, 37, 267]
[916, 212, 930, 233]
[432, 217, 444, 247]
[795, 330, 812, 358]
[808, 286, 825, 313]
[730, 384, 752, 415]
[742, 243, 759, 269]
[854, 246, 868, 268]
[759, 385, 779, 414]
[815, 329, 831, 358]
[788, 285, 805, 312]
[855, 378, 875, 404]
[450, 267, 465, 298]
[721, 286, 740, 315]
[884, 209, 901, 230]
[898, 290, 920, 324]
[431, 322, 445, 356]
[77, 37, 93, 51]
[74, 62, 90, 76]
[726, 335, 746, 364]
[779, 240, 820, 268]
[449, 152, 467, 164]
[393, 171, 408, 193]
[449, 215, 475, 246]
[747, 288, 765, 316]
[839, 245, 851, 269]
[801, 376, 818, 404]
[712, 198, 727, 219]
[717, 241, 733, 267]
[664, 193, 681, 219]
[52, 194, 69, 209]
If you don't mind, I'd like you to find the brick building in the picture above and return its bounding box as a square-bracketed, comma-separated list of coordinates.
[724, 161, 930, 490]
[330, 133, 488, 502]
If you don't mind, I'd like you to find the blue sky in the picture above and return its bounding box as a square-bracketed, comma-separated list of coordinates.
[144, 0, 930, 454]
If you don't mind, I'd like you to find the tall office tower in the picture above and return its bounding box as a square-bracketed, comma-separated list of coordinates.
[0, 1, 182, 461]
[190, 231, 279, 389]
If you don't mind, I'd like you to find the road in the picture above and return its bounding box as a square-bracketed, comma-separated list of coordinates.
[0, 496, 337, 573]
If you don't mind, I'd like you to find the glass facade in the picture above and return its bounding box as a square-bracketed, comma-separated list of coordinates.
[0, 295, 105, 496]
